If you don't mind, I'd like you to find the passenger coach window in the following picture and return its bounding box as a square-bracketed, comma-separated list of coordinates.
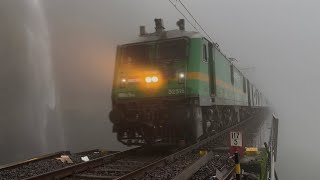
[157, 39, 187, 60]
[203, 44, 208, 62]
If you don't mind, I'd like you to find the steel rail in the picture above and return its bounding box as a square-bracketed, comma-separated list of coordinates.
[116, 116, 255, 180]
[0, 151, 70, 171]
[222, 167, 235, 180]
[23, 147, 143, 180]
[74, 149, 100, 155]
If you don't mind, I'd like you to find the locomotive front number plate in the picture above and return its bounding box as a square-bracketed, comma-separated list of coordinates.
[168, 88, 185, 95]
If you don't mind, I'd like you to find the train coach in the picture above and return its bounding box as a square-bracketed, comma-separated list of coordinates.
[109, 19, 268, 145]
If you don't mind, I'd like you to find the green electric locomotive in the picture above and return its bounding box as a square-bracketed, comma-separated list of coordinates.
[109, 19, 267, 145]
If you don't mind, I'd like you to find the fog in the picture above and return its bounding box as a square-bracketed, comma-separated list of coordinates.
[0, 0, 319, 179]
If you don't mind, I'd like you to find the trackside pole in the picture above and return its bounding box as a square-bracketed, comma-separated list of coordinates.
[234, 152, 241, 180]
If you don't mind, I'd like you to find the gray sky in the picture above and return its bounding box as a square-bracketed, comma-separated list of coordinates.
[1, 0, 319, 179]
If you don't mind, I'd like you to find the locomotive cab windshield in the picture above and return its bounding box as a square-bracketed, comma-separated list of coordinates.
[157, 38, 188, 61]
[121, 44, 150, 64]
[120, 38, 189, 65]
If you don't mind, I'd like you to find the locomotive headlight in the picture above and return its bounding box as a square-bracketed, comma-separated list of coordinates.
[121, 78, 126, 83]
[145, 77, 152, 83]
[145, 76, 159, 83]
[151, 76, 159, 82]
[179, 73, 185, 78]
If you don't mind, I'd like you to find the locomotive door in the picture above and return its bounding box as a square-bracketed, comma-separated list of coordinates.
[247, 79, 251, 106]
[208, 42, 215, 96]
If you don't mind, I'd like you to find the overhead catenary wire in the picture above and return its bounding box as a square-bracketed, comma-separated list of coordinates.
[168, 0, 199, 32]
[168, 0, 223, 60]
[177, 0, 214, 42]
[170, 1, 254, 82]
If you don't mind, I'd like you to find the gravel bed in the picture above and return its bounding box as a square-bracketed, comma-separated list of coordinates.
[189, 152, 234, 180]
[130, 142, 233, 180]
[0, 151, 104, 180]
[134, 151, 200, 180]
[72, 155, 162, 179]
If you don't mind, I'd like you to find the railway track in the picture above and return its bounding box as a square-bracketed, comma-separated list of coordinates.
[0, 149, 112, 180]
[116, 116, 255, 180]
[62, 146, 174, 180]
[4, 146, 176, 180]
[0, 115, 260, 180]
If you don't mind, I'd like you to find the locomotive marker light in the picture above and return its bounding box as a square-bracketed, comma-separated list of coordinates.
[120, 78, 126, 88]
[178, 72, 185, 83]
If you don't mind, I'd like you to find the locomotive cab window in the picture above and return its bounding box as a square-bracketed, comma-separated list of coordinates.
[121, 44, 150, 64]
[157, 39, 188, 60]
[203, 44, 208, 62]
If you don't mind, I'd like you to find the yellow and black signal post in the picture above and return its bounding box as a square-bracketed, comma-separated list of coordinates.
[234, 152, 241, 180]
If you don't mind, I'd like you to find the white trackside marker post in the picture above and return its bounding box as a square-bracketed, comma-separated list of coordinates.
[230, 131, 242, 147]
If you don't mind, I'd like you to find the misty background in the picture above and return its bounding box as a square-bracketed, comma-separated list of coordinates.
[0, 0, 319, 179]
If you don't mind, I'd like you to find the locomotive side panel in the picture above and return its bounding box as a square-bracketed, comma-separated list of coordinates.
[212, 47, 248, 106]
[232, 68, 249, 106]
[214, 48, 234, 105]
[185, 38, 208, 97]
